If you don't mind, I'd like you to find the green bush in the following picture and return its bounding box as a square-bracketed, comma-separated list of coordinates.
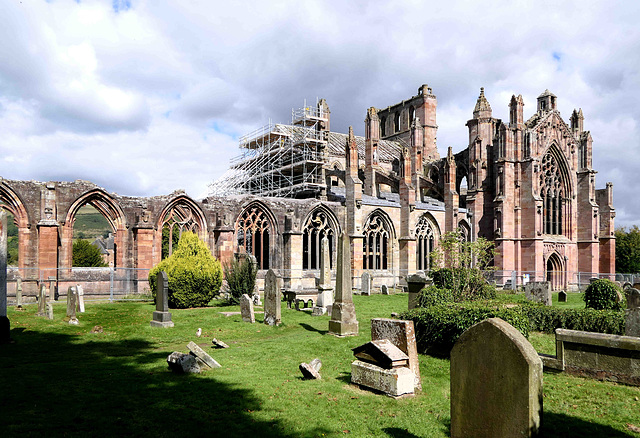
[427, 268, 496, 303]
[583, 279, 625, 311]
[148, 232, 223, 309]
[432, 268, 454, 289]
[223, 256, 257, 304]
[416, 285, 454, 307]
[72, 240, 108, 267]
[522, 303, 624, 335]
[400, 303, 529, 357]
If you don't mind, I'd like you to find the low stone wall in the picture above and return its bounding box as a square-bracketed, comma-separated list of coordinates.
[541, 329, 640, 386]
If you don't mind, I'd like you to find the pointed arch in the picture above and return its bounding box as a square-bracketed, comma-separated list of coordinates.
[0, 183, 31, 272]
[415, 212, 440, 271]
[302, 205, 340, 270]
[363, 209, 395, 271]
[539, 142, 571, 236]
[157, 194, 208, 258]
[235, 201, 277, 270]
[546, 251, 564, 291]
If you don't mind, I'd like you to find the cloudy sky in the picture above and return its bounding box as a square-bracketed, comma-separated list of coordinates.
[1, 0, 639, 227]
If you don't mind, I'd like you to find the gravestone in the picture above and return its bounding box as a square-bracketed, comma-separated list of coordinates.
[381, 284, 389, 295]
[451, 318, 543, 437]
[240, 294, 255, 323]
[263, 269, 281, 326]
[0, 211, 9, 343]
[361, 272, 372, 296]
[299, 358, 322, 380]
[371, 318, 421, 390]
[16, 277, 23, 309]
[46, 302, 54, 320]
[66, 286, 79, 325]
[76, 284, 85, 313]
[626, 308, 640, 337]
[48, 276, 57, 301]
[36, 283, 47, 317]
[626, 288, 640, 309]
[328, 232, 359, 336]
[558, 290, 567, 302]
[167, 352, 201, 374]
[406, 272, 431, 310]
[524, 281, 552, 306]
[313, 236, 333, 316]
[187, 341, 221, 368]
[150, 271, 174, 328]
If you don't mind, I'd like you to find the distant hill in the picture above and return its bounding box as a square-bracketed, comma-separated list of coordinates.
[73, 205, 112, 239]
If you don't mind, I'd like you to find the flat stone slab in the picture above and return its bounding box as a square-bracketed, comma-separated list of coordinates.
[351, 360, 414, 397]
[219, 311, 264, 317]
[212, 338, 229, 349]
[187, 341, 221, 368]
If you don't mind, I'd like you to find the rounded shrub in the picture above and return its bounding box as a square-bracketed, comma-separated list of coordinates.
[416, 285, 454, 307]
[148, 232, 223, 309]
[583, 278, 625, 311]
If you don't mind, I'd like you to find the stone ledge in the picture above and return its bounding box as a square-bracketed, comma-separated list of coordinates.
[556, 329, 640, 351]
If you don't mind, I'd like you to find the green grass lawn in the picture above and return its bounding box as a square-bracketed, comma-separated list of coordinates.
[2, 294, 639, 437]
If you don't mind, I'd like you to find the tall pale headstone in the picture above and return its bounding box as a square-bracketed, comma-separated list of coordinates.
[46, 302, 54, 320]
[66, 286, 79, 325]
[371, 318, 421, 390]
[313, 236, 333, 316]
[0, 211, 10, 343]
[150, 271, 174, 328]
[36, 283, 47, 317]
[48, 276, 57, 302]
[263, 269, 281, 326]
[76, 284, 85, 313]
[328, 232, 359, 336]
[625, 308, 640, 337]
[361, 272, 371, 296]
[240, 294, 255, 323]
[16, 277, 23, 309]
[451, 318, 543, 437]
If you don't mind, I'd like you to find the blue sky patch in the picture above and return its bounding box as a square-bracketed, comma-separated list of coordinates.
[112, 0, 131, 13]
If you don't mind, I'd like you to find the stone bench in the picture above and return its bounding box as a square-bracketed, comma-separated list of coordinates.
[540, 328, 640, 386]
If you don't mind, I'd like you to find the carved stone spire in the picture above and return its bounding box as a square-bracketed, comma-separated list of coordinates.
[473, 87, 492, 119]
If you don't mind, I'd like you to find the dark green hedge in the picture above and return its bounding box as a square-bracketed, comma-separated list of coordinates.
[521, 303, 624, 335]
[399, 303, 530, 357]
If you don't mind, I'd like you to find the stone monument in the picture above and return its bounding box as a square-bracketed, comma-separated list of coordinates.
[0, 211, 10, 343]
[558, 290, 567, 302]
[525, 281, 552, 306]
[16, 277, 23, 309]
[150, 271, 174, 328]
[361, 272, 371, 296]
[48, 276, 57, 301]
[450, 318, 543, 437]
[36, 283, 47, 317]
[328, 232, 359, 336]
[626, 288, 640, 309]
[313, 236, 333, 316]
[76, 284, 85, 313]
[371, 318, 421, 390]
[240, 294, 255, 323]
[66, 286, 79, 325]
[263, 269, 281, 326]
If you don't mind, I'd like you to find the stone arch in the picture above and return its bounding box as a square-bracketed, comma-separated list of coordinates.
[62, 189, 127, 269]
[0, 183, 31, 273]
[362, 209, 395, 271]
[235, 201, 278, 270]
[415, 212, 440, 271]
[301, 205, 340, 270]
[156, 195, 208, 259]
[458, 219, 471, 242]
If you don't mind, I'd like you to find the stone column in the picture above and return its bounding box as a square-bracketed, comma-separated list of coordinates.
[329, 232, 359, 336]
[0, 211, 10, 343]
[150, 271, 174, 327]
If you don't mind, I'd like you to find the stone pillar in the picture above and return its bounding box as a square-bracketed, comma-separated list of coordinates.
[76, 284, 85, 313]
[134, 227, 155, 277]
[313, 236, 333, 316]
[329, 232, 359, 336]
[0, 211, 10, 343]
[16, 277, 23, 309]
[150, 271, 174, 328]
[48, 276, 57, 302]
[36, 283, 47, 317]
[65, 286, 79, 325]
[263, 269, 281, 326]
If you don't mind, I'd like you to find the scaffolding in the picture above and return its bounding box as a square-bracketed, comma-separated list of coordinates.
[209, 101, 329, 198]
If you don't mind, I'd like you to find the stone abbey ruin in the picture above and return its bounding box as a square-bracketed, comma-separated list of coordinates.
[0, 84, 615, 295]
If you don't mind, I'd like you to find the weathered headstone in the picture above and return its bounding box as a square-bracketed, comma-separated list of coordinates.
[36, 283, 47, 317]
[558, 290, 567, 302]
[625, 308, 640, 337]
[381, 284, 389, 295]
[252, 293, 261, 306]
[16, 277, 23, 309]
[167, 352, 201, 374]
[48, 276, 57, 302]
[263, 269, 281, 326]
[299, 358, 322, 379]
[150, 271, 174, 328]
[187, 341, 221, 368]
[525, 281, 552, 306]
[626, 288, 640, 309]
[406, 272, 431, 310]
[46, 302, 54, 320]
[66, 286, 79, 325]
[76, 284, 85, 313]
[361, 272, 372, 296]
[450, 318, 543, 437]
[313, 236, 333, 316]
[371, 318, 421, 390]
[328, 232, 359, 336]
[0, 211, 9, 343]
[240, 294, 255, 323]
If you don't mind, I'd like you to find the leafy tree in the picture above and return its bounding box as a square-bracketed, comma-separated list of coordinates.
[73, 240, 108, 267]
[149, 232, 223, 309]
[615, 225, 640, 273]
[161, 224, 180, 260]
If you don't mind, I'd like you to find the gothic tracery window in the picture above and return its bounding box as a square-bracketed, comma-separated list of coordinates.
[539, 152, 565, 236]
[236, 205, 271, 269]
[363, 213, 390, 270]
[162, 204, 201, 259]
[303, 209, 335, 270]
[415, 215, 436, 271]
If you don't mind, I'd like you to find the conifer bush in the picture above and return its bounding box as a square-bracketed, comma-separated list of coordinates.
[148, 232, 223, 309]
[223, 255, 257, 304]
[583, 278, 625, 311]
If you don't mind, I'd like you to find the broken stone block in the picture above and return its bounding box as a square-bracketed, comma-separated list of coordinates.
[299, 358, 322, 380]
[167, 352, 200, 374]
[187, 341, 221, 368]
[212, 338, 229, 349]
[351, 360, 415, 397]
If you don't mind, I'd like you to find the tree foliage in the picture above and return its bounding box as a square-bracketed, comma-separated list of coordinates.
[149, 232, 223, 309]
[73, 240, 108, 267]
[223, 255, 257, 304]
[615, 225, 640, 273]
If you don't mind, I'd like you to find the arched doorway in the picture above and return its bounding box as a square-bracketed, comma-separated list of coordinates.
[546, 252, 564, 291]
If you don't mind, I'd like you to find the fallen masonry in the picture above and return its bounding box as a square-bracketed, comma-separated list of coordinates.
[167, 342, 222, 374]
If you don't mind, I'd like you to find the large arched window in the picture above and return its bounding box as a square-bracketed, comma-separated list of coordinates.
[236, 204, 271, 269]
[161, 204, 202, 259]
[415, 215, 437, 271]
[539, 151, 566, 236]
[303, 209, 337, 270]
[363, 212, 391, 270]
